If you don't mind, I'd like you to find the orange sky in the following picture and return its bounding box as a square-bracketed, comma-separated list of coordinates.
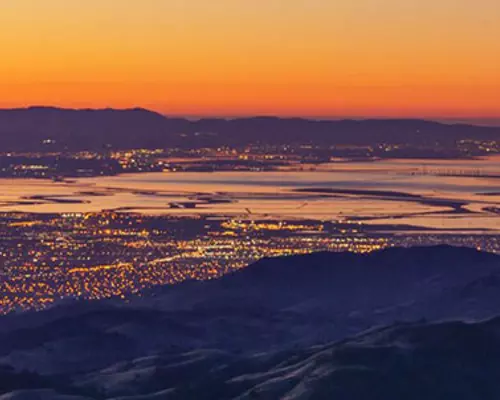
[1, 0, 499, 118]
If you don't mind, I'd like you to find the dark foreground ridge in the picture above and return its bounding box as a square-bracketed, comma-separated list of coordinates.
[1, 245, 500, 399]
[0, 107, 499, 150]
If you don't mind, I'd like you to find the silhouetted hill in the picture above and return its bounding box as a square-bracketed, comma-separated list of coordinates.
[73, 318, 500, 400]
[3, 318, 500, 399]
[1, 246, 500, 398]
[0, 107, 186, 150]
[0, 246, 499, 367]
[0, 107, 499, 150]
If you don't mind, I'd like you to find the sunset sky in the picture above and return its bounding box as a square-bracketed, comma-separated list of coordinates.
[1, 0, 499, 118]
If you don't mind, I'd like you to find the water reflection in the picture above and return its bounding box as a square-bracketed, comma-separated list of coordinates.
[1, 157, 499, 231]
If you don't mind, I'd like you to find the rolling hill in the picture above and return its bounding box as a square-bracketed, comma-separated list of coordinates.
[0, 107, 499, 151]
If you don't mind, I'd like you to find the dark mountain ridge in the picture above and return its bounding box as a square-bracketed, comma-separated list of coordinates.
[0, 246, 499, 368]
[0, 107, 499, 150]
[2, 317, 500, 399]
[1, 246, 500, 398]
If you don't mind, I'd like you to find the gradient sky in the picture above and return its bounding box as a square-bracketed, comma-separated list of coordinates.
[1, 0, 499, 118]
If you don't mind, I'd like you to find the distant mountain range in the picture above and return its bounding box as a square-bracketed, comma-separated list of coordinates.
[0, 107, 499, 150]
[1, 246, 500, 398]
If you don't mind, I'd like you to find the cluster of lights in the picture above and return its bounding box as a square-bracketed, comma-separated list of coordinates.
[0, 212, 393, 314]
[1, 211, 499, 315]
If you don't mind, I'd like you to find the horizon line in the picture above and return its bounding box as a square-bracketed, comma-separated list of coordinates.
[1, 105, 500, 127]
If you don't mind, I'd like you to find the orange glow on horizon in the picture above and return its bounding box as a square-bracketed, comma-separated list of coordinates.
[1, 0, 499, 118]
